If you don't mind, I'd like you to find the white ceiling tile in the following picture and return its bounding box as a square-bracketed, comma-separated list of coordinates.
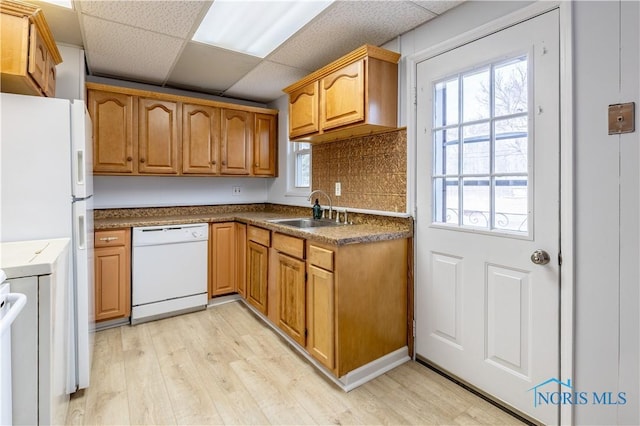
[268, 1, 435, 71]
[77, 0, 209, 38]
[411, 0, 464, 15]
[167, 42, 261, 94]
[82, 15, 184, 83]
[224, 61, 311, 103]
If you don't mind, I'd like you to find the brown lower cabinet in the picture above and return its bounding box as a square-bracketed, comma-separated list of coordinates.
[241, 224, 407, 378]
[246, 225, 270, 314]
[94, 228, 131, 322]
[209, 222, 236, 297]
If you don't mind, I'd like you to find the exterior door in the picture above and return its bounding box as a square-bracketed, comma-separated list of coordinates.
[415, 10, 560, 425]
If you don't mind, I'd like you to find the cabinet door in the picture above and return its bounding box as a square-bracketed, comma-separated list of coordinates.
[183, 103, 220, 174]
[27, 23, 47, 92]
[236, 223, 247, 298]
[95, 245, 130, 321]
[307, 264, 335, 370]
[89, 90, 135, 174]
[138, 98, 179, 174]
[277, 253, 306, 346]
[247, 241, 268, 314]
[209, 222, 236, 297]
[220, 109, 251, 175]
[320, 59, 365, 131]
[44, 53, 56, 97]
[253, 113, 277, 176]
[288, 81, 319, 138]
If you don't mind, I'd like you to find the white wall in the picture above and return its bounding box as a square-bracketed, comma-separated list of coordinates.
[55, 44, 85, 101]
[93, 176, 269, 209]
[573, 1, 639, 424]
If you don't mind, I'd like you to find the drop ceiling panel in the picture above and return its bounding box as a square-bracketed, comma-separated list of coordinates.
[268, 1, 436, 71]
[225, 61, 311, 103]
[77, 0, 208, 38]
[411, 0, 464, 15]
[167, 42, 261, 94]
[82, 15, 184, 83]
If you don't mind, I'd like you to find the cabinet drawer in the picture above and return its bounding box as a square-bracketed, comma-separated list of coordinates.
[308, 245, 334, 271]
[248, 225, 270, 246]
[272, 233, 305, 259]
[95, 229, 129, 248]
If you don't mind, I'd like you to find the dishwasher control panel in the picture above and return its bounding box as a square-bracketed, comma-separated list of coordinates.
[133, 223, 209, 246]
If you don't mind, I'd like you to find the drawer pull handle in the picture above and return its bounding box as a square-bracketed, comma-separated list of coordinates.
[99, 236, 119, 242]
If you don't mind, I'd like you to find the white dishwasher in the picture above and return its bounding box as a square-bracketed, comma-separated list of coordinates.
[132, 223, 209, 324]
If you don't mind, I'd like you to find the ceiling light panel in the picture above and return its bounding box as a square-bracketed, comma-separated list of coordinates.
[38, 0, 72, 9]
[193, 0, 333, 58]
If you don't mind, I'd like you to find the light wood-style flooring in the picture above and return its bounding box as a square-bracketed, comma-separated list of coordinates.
[66, 301, 523, 425]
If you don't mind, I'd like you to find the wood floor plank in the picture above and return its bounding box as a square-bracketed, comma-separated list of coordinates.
[177, 310, 271, 425]
[147, 318, 224, 425]
[69, 301, 525, 426]
[72, 327, 131, 426]
[121, 323, 177, 425]
[231, 356, 316, 425]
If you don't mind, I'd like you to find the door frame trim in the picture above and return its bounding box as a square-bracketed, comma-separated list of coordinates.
[406, 2, 574, 424]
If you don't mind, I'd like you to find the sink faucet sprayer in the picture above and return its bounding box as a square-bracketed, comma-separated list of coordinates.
[308, 190, 332, 219]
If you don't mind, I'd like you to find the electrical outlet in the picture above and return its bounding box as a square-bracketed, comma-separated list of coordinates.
[232, 186, 241, 196]
[335, 182, 341, 196]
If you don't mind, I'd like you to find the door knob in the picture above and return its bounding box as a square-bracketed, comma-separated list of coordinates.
[531, 249, 551, 265]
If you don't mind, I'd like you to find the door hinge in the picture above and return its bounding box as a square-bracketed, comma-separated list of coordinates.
[558, 252, 563, 266]
[412, 320, 416, 338]
[305, 329, 308, 337]
[413, 86, 417, 106]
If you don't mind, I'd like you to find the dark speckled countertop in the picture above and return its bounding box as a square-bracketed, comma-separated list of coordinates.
[94, 204, 413, 246]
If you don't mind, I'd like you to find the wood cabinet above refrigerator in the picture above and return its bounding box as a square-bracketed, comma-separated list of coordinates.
[1, 0, 62, 97]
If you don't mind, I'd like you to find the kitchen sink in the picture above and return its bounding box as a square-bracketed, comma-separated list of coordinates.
[268, 218, 343, 228]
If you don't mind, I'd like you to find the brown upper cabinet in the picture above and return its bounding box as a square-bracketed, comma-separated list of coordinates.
[283, 44, 400, 144]
[1, 0, 62, 97]
[86, 83, 278, 177]
[89, 90, 136, 174]
[182, 103, 220, 175]
[288, 81, 319, 139]
[138, 98, 179, 174]
[221, 109, 252, 175]
[253, 113, 277, 176]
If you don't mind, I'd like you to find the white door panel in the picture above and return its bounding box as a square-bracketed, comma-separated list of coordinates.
[415, 10, 560, 424]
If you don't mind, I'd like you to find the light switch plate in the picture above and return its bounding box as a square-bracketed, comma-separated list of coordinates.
[608, 102, 635, 135]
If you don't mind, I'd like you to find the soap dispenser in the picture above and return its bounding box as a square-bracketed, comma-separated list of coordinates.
[313, 199, 322, 219]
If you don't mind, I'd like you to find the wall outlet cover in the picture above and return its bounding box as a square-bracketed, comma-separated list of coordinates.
[335, 182, 341, 196]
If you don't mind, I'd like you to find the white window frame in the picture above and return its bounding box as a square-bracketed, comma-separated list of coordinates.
[286, 141, 311, 196]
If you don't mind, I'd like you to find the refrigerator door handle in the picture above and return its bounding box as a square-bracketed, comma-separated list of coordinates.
[76, 150, 85, 186]
[77, 214, 86, 250]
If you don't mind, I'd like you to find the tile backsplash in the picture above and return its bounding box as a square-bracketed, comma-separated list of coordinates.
[311, 128, 407, 213]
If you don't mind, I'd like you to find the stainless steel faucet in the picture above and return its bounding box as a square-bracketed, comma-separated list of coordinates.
[308, 190, 332, 219]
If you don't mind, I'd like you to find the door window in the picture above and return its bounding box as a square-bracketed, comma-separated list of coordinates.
[432, 55, 530, 234]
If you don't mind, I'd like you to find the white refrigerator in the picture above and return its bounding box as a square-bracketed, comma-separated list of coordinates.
[0, 93, 94, 394]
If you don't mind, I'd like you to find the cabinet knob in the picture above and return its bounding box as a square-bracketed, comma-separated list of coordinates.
[211, 161, 216, 165]
[222, 161, 226, 166]
[255, 163, 259, 167]
[126, 156, 133, 162]
[140, 158, 145, 163]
